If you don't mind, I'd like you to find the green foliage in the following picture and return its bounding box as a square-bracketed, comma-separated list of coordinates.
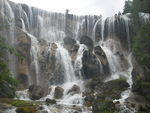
[132, 23, 150, 69]
[8, 100, 36, 107]
[0, 26, 21, 88]
[123, 0, 133, 14]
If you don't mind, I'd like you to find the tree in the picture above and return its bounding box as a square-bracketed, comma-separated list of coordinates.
[123, 0, 133, 14]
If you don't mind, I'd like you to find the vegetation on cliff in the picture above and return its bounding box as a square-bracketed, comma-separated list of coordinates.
[123, 0, 150, 103]
[0, 24, 21, 98]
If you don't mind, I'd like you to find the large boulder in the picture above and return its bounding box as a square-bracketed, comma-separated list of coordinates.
[80, 36, 93, 51]
[94, 46, 110, 76]
[67, 85, 80, 95]
[0, 80, 15, 98]
[29, 84, 47, 100]
[54, 86, 64, 99]
[95, 78, 129, 100]
[63, 36, 76, 45]
[82, 50, 101, 79]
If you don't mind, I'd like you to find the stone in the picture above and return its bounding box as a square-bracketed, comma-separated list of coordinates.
[80, 36, 93, 51]
[92, 100, 116, 113]
[67, 85, 80, 95]
[63, 36, 76, 45]
[0, 80, 15, 98]
[94, 46, 110, 76]
[54, 86, 64, 99]
[29, 84, 47, 100]
[82, 50, 101, 79]
[45, 98, 56, 104]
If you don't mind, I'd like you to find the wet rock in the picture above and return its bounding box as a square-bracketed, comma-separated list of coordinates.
[29, 84, 47, 100]
[84, 94, 95, 107]
[16, 106, 37, 113]
[36, 111, 48, 113]
[95, 78, 129, 100]
[0, 80, 15, 98]
[80, 35, 93, 51]
[82, 51, 101, 79]
[16, 29, 31, 89]
[0, 103, 13, 112]
[54, 86, 64, 99]
[74, 111, 78, 113]
[92, 100, 116, 113]
[63, 36, 76, 45]
[94, 45, 110, 76]
[67, 85, 80, 95]
[45, 98, 56, 104]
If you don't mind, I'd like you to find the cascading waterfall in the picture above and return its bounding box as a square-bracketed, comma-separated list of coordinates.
[56, 43, 77, 82]
[0, 0, 17, 77]
[99, 15, 135, 112]
[29, 34, 40, 85]
[74, 44, 88, 79]
[1, 1, 143, 113]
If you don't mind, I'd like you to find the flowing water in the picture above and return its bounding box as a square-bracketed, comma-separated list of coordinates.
[1, 0, 146, 113]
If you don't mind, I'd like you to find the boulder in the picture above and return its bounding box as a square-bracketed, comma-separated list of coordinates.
[94, 46, 110, 76]
[95, 78, 129, 100]
[0, 80, 15, 98]
[92, 100, 116, 113]
[45, 98, 56, 104]
[82, 51, 101, 79]
[29, 84, 47, 100]
[80, 36, 93, 51]
[54, 86, 64, 99]
[63, 36, 76, 45]
[67, 85, 80, 95]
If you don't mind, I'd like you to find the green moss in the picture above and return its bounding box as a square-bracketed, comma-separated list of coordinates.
[0, 99, 37, 107]
[142, 82, 150, 85]
[94, 100, 117, 113]
[16, 106, 37, 113]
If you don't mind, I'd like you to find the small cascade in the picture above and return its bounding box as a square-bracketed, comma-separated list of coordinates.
[56, 43, 76, 82]
[74, 44, 88, 79]
[121, 15, 131, 51]
[0, 0, 16, 77]
[92, 19, 101, 43]
[139, 12, 150, 23]
[100, 39, 126, 81]
[20, 18, 26, 31]
[29, 34, 40, 85]
[114, 54, 136, 113]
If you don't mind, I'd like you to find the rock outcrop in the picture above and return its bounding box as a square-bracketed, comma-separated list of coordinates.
[54, 86, 64, 99]
[29, 84, 48, 100]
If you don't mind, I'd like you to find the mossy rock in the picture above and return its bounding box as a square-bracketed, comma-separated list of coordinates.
[16, 106, 37, 113]
[0, 80, 15, 98]
[92, 100, 117, 113]
[95, 78, 129, 100]
[0, 99, 38, 113]
[0, 98, 38, 108]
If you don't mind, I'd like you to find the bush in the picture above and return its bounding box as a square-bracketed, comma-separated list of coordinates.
[132, 23, 150, 69]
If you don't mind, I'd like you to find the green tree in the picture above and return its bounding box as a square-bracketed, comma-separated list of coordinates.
[123, 0, 133, 14]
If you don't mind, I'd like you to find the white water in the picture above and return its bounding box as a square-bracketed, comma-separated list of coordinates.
[29, 34, 40, 85]
[113, 54, 136, 113]
[74, 44, 88, 79]
[56, 43, 77, 82]
[99, 15, 135, 112]
[4, 108, 16, 113]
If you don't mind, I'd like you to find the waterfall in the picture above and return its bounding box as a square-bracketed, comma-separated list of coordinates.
[29, 34, 40, 85]
[56, 43, 76, 82]
[1, 1, 142, 113]
[0, 0, 17, 77]
[74, 44, 88, 79]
